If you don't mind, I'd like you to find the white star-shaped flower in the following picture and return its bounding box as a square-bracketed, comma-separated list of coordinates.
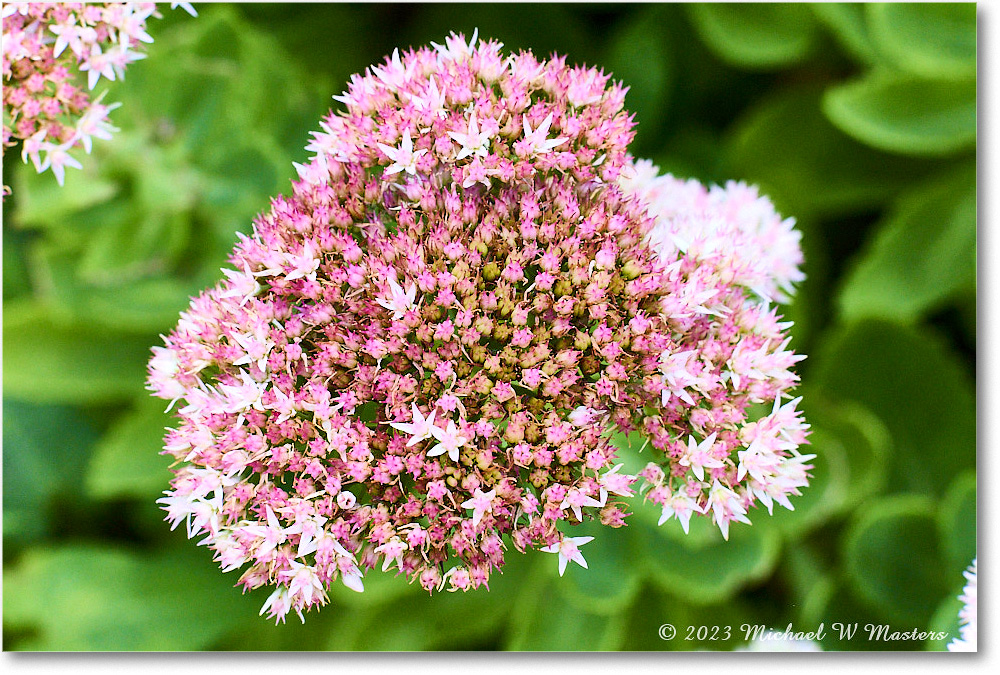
[657, 489, 703, 534]
[541, 535, 594, 576]
[679, 432, 725, 481]
[706, 480, 751, 540]
[560, 488, 603, 521]
[389, 402, 437, 447]
[448, 110, 493, 160]
[521, 112, 567, 155]
[460, 488, 496, 528]
[596, 463, 636, 506]
[377, 129, 426, 176]
[428, 419, 469, 462]
[170, 2, 199, 17]
[376, 276, 418, 320]
[430, 28, 478, 63]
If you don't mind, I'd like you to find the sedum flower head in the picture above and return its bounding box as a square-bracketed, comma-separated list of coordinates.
[149, 32, 673, 623]
[948, 558, 977, 651]
[622, 160, 811, 541]
[1, 2, 191, 193]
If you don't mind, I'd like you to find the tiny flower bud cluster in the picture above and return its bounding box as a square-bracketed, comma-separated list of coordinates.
[1, 2, 189, 191]
[622, 161, 812, 540]
[149, 33, 673, 623]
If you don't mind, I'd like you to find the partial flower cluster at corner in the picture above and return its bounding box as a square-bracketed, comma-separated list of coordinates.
[947, 558, 977, 652]
[1, 1, 195, 194]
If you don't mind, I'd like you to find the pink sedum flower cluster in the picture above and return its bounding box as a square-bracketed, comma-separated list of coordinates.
[622, 161, 812, 540]
[148, 32, 810, 623]
[1, 2, 194, 191]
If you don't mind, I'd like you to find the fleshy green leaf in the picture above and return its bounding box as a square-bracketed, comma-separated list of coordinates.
[559, 519, 642, 615]
[3, 225, 32, 301]
[620, 584, 759, 651]
[823, 72, 976, 156]
[838, 165, 976, 323]
[12, 162, 119, 229]
[843, 495, 950, 627]
[809, 575, 928, 650]
[3, 400, 98, 542]
[605, 8, 673, 151]
[812, 320, 975, 497]
[867, 3, 976, 80]
[31, 243, 205, 334]
[724, 87, 946, 220]
[335, 553, 531, 650]
[938, 471, 977, 580]
[686, 3, 818, 69]
[628, 505, 781, 605]
[85, 396, 175, 500]
[3, 544, 255, 650]
[3, 303, 155, 404]
[811, 3, 878, 65]
[505, 562, 626, 650]
[926, 591, 964, 652]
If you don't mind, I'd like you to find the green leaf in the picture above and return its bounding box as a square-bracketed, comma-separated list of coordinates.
[809, 575, 928, 650]
[504, 562, 626, 650]
[559, 518, 642, 615]
[867, 3, 977, 80]
[838, 165, 976, 323]
[724, 87, 948, 220]
[811, 3, 878, 65]
[686, 3, 818, 69]
[3, 544, 255, 650]
[3, 303, 155, 404]
[3, 225, 32, 300]
[620, 584, 760, 651]
[926, 591, 964, 651]
[337, 553, 531, 650]
[843, 496, 950, 627]
[938, 471, 977, 579]
[12, 161, 119, 229]
[823, 72, 976, 156]
[605, 9, 673, 151]
[3, 400, 99, 542]
[628, 505, 781, 605]
[85, 396, 175, 500]
[31, 243, 205, 333]
[812, 320, 975, 497]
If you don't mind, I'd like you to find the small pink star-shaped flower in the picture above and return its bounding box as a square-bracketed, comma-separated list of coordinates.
[658, 489, 702, 534]
[460, 488, 496, 528]
[389, 402, 437, 447]
[521, 112, 567, 155]
[376, 276, 418, 320]
[541, 535, 594, 576]
[427, 418, 469, 462]
[377, 129, 426, 175]
[679, 432, 725, 481]
[448, 110, 492, 160]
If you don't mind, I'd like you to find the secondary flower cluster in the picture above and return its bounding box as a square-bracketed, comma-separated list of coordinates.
[1, 2, 194, 191]
[148, 32, 810, 623]
[623, 163, 811, 539]
[948, 558, 977, 651]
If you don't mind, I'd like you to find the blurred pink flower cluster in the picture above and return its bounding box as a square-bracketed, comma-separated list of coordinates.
[148, 32, 810, 623]
[1, 2, 193, 191]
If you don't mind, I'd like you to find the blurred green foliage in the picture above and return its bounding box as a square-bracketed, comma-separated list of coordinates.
[3, 3, 976, 651]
